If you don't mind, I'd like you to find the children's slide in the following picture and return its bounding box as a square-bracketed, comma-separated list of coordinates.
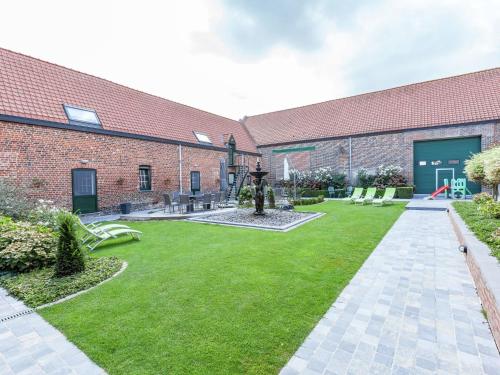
[425, 185, 449, 200]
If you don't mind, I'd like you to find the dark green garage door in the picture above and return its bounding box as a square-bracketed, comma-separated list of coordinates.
[414, 137, 481, 194]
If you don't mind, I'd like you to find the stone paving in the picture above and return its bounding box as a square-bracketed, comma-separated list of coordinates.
[280, 210, 500, 375]
[0, 288, 105, 375]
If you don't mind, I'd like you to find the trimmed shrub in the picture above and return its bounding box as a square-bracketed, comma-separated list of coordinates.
[292, 195, 324, 206]
[357, 168, 375, 188]
[473, 192, 494, 205]
[300, 189, 328, 197]
[396, 187, 414, 199]
[478, 200, 500, 219]
[55, 212, 85, 277]
[267, 187, 276, 209]
[238, 186, 253, 208]
[0, 218, 57, 272]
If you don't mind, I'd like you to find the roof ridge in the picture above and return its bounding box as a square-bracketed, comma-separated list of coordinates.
[245, 66, 500, 119]
[0, 46, 242, 125]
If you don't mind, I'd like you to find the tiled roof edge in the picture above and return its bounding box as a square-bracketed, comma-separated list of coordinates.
[0, 114, 261, 156]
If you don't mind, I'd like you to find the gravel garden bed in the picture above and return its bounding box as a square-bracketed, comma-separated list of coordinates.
[188, 208, 323, 231]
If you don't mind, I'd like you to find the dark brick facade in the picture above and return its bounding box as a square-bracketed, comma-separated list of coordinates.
[260, 122, 500, 186]
[0, 121, 257, 213]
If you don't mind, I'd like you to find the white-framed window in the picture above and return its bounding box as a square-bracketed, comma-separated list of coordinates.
[193, 132, 212, 144]
[139, 166, 152, 191]
[63, 104, 101, 127]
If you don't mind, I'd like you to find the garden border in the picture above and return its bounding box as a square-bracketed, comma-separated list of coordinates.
[448, 206, 500, 351]
[35, 260, 128, 310]
[188, 212, 325, 232]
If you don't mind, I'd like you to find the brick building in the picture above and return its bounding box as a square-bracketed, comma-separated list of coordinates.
[0, 48, 259, 213]
[1, 47, 499, 214]
[243, 69, 500, 194]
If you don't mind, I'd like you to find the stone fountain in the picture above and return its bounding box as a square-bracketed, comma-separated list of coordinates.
[249, 161, 268, 215]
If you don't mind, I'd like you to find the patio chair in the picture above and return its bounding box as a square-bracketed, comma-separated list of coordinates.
[163, 193, 179, 213]
[327, 186, 335, 198]
[77, 217, 130, 244]
[202, 193, 212, 210]
[373, 187, 396, 206]
[83, 226, 142, 251]
[346, 186, 354, 197]
[342, 187, 363, 203]
[355, 187, 377, 205]
[179, 194, 190, 214]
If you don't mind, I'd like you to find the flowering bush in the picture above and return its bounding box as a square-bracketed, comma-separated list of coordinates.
[372, 165, 408, 188]
[0, 179, 32, 219]
[27, 200, 65, 230]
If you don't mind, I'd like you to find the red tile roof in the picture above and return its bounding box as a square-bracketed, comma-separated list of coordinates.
[0, 48, 257, 153]
[244, 68, 500, 146]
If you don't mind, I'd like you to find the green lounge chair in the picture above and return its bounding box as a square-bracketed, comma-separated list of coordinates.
[373, 188, 396, 206]
[355, 187, 377, 205]
[342, 187, 363, 203]
[83, 226, 142, 251]
[77, 218, 141, 249]
[77, 218, 131, 244]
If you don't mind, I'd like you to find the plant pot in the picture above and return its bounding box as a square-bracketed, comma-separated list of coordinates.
[120, 203, 132, 214]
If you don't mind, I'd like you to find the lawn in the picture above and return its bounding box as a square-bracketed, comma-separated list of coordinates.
[40, 201, 405, 374]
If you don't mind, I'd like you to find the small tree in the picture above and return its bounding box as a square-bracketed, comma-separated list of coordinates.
[267, 187, 276, 209]
[465, 146, 500, 200]
[55, 211, 85, 277]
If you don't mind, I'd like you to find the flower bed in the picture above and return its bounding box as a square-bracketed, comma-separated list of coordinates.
[0, 257, 124, 307]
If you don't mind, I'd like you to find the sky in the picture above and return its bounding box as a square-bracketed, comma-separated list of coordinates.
[0, 0, 499, 120]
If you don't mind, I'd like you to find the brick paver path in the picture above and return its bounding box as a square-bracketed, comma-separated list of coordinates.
[281, 210, 500, 375]
[0, 288, 105, 374]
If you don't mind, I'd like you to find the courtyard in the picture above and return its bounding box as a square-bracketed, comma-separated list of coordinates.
[1, 199, 499, 374]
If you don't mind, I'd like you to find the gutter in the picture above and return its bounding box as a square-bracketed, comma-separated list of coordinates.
[0, 114, 261, 157]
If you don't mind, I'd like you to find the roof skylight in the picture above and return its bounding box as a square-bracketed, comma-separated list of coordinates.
[63, 104, 101, 127]
[194, 132, 212, 144]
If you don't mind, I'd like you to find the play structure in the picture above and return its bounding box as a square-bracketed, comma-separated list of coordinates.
[425, 178, 472, 200]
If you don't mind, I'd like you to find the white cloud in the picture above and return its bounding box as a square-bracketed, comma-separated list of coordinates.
[0, 0, 498, 119]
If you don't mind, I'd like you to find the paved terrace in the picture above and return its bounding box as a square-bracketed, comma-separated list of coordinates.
[281, 209, 500, 375]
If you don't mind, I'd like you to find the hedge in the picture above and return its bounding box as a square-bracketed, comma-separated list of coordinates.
[300, 188, 346, 198]
[300, 189, 328, 197]
[395, 187, 414, 199]
[292, 195, 325, 206]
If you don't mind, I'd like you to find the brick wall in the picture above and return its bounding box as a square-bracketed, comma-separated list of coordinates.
[260, 122, 500, 186]
[0, 122, 257, 213]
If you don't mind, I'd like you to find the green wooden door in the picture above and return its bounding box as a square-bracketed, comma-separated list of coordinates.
[190, 171, 200, 194]
[72, 169, 97, 213]
[413, 137, 481, 194]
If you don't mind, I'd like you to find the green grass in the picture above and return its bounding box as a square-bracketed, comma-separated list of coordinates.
[40, 201, 405, 375]
[453, 201, 500, 260]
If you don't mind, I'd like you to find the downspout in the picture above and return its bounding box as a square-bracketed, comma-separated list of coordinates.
[178, 144, 183, 194]
[348, 137, 352, 184]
